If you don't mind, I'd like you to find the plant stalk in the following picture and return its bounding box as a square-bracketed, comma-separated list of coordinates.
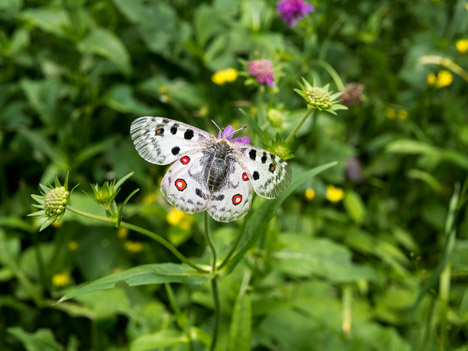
[66, 206, 207, 273]
[285, 109, 314, 144]
[204, 212, 220, 351]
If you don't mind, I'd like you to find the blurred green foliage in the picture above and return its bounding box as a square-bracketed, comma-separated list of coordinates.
[1, 0, 468, 350]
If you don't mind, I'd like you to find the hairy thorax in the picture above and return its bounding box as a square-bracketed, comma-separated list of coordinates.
[204, 140, 233, 193]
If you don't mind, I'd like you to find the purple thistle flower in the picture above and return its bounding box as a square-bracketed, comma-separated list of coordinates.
[248, 59, 275, 87]
[218, 125, 250, 144]
[277, 0, 314, 27]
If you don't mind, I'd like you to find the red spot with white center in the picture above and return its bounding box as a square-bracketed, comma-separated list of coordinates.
[175, 179, 187, 191]
[180, 156, 190, 165]
[232, 194, 242, 205]
[242, 172, 249, 181]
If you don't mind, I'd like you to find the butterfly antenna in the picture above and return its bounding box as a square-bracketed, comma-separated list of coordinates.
[232, 125, 248, 135]
[210, 118, 222, 132]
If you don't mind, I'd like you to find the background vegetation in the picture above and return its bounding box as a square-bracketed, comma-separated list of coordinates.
[1, 0, 468, 350]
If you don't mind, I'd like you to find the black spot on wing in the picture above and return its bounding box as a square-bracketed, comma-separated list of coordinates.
[270, 153, 276, 160]
[170, 124, 178, 135]
[261, 152, 267, 164]
[249, 150, 256, 160]
[162, 119, 169, 124]
[156, 128, 164, 136]
[184, 129, 194, 140]
[214, 195, 225, 201]
[171, 146, 180, 155]
[253, 171, 260, 180]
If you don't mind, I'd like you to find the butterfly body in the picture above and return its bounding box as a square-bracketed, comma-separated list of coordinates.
[130, 116, 292, 222]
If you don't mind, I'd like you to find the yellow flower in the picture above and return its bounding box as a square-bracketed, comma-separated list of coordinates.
[398, 109, 408, 121]
[211, 68, 239, 85]
[385, 108, 396, 119]
[142, 192, 157, 205]
[305, 188, 316, 201]
[52, 220, 61, 228]
[326, 185, 345, 203]
[427, 73, 437, 86]
[67, 241, 78, 251]
[117, 227, 129, 240]
[166, 208, 186, 225]
[52, 272, 69, 287]
[124, 241, 143, 253]
[456, 39, 468, 53]
[428, 70, 453, 88]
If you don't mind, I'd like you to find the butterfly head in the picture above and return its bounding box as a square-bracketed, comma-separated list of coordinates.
[214, 123, 250, 144]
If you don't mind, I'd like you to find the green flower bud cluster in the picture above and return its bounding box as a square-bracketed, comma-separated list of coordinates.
[267, 108, 285, 129]
[305, 87, 332, 109]
[44, 186, 69, 217]
[294, 78, 347, 116]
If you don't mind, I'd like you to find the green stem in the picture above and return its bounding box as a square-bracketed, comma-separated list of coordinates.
[32, 232, 47, 290]
[285, 110, 314, 144]
[204, 212, 220, 351]
[311, 60, 345, 90]
[66, 206, 207, 273]
[218, 213, 249, 270]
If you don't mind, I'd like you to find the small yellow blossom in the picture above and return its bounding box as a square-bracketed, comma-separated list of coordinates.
[52, 272, 69, 287]
[326, 185, 345, 203]
[428, 70, 453, 88]
[211, 68, 239, 85]
[124, 241, 143, 253]
[456, 39, 468, 53]
[305, 188, 316, 201]
[427, 73, 437, 86]
[118, 227, 129, 240]
[67, 241, 78, 251]
[385, 108, 396, 119]
[398, 109, 408, 121]
[52, 220, 61, 228]
[167, 208, 186, 226]
[142, 192, 157, 205]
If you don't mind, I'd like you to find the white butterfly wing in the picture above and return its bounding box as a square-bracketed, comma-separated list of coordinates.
[160, 151, 209, 214]
[130, 116, 215, 165]
[207, 161, 253, 222]
[232, 144, 292, 199]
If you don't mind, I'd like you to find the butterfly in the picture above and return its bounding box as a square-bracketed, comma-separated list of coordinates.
[130, 116, 292, 222]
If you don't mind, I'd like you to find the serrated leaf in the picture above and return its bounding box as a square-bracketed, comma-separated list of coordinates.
[272, 234, 377, 283]
[59, 263, 209, 302]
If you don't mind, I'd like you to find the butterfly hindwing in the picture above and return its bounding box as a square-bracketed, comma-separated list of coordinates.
[130, 116, 215, 165]
[160, 151, 209, 214]
[207, 160, 253, 222]
[233, 144, 292, 199]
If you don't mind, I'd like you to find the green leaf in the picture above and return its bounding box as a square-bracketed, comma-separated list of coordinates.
[130, 329, 188, 351]
[20, 7, 71, 38]
[343, 190, 366, 224]
[8, 327, 63, 351]
[272, 234, 377, 283]
[59, 263, 209, 302]
[78, 28, 131, 76]
[227, 293, 252, 351]
[386, 139, 468, 170]
[103, 84, 156, 114]
[223, 161, 337, 273]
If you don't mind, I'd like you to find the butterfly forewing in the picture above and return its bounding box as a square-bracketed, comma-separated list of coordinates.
[232, 144, 292, 199]
[130, 116, 215, 165]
